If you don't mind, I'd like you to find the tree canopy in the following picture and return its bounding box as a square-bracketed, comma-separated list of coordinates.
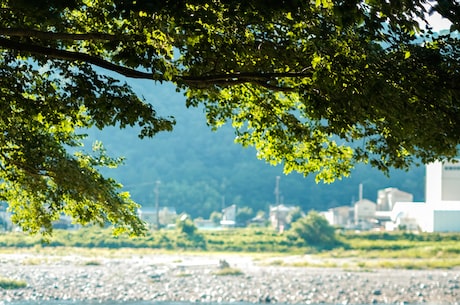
[1, 0, 459, 234]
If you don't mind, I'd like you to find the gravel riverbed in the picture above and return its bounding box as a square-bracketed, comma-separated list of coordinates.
[0, 252, 459, 304]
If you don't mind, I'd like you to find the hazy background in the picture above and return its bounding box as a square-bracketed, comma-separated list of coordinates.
[85, 80, 425, 218]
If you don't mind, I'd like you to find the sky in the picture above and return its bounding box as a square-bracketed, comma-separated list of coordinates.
[424, 3, 453, 31]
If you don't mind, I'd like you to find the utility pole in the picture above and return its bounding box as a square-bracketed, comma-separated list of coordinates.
[274, 176, 281, 231]
[154, 180, 161, 230]
[274, 176, 280, 205]
[221, 179, 226, 211]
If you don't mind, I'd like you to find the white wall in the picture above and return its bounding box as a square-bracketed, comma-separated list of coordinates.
[426, 161, 442, 205]
[354, 199, 376, 223]
[433, 210, 460, 232]
[441, 163, 460, 201]
[389, 161, 460, 232]
[426, 160, 460, 204]
[391, 202, 433, 232]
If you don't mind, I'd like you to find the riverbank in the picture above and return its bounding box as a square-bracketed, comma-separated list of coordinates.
[1, 251, 459, 304]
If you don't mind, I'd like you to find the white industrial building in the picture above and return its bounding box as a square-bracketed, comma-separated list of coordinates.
[354, 199, 377, 226]
[392, 160, 460, 232]
[323, 160, 460, 232]
[377, 187, 414, 211]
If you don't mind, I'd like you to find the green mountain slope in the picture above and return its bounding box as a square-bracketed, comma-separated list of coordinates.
[86, 81, 425, 218]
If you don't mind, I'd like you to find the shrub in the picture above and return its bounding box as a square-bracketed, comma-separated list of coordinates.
[213, 267, 244, 276]
[286, 207, 304, 226]
[236, 206, 254, 226]
[83, 260, 102, 266]
[210, 211, 222, 226]
[176, 216, 197, 236]
[289, 210, 339, 249]
[0, 277, 27, 289]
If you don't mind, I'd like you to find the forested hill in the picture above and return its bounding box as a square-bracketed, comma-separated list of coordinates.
[86, 80, 425, 218]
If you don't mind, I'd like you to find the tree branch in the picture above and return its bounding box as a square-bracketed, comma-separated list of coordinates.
[254, 80, 296, 92]
[0, 37, 154, 79]
[180, 71, 311, 91]
[0, 28, 117, 41]
[0, 150, 46, 179]
[181, 71, 312, 83]
[0, 37, 311, 91]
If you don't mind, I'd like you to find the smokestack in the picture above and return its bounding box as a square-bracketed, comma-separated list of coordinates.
[359, 183, 363, 201]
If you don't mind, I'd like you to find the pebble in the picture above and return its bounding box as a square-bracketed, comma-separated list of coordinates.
[0, 253, 459, 304]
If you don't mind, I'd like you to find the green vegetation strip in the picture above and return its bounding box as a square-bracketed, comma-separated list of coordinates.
[213, 267, 244, 276]
[1, 228, 460, 270]
[0, 277, 27, 289]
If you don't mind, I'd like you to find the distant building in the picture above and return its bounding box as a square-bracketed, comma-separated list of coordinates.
[389, 202, 426, 231]
[421, 160, 460, 232]
[391, 160, 460, 232]
[194, 218, 219, 230]
[426, 160, 460, 203]
[220, 204, 236, 228]
[322, 205, 354, 228]
[138, 206, 177, 229]
[269, 204, 296, 232]
[249, 213, 267, 227]
[322, 161, 460, 232]
[377, 187, 413, 211]
[354, 199, 377, 229]
[0, 205, 11, 231]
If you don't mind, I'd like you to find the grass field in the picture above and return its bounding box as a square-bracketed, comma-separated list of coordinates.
[0, 228, 460, 270]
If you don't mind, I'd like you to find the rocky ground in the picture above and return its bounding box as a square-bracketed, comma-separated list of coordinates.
[0, 252, 459, 304]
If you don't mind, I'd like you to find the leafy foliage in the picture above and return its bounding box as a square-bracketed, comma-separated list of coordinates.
[213, 267, 244, 276]
[176, 215, 198, 236]
[210, 211, 223, 226]
[175, 216, 207, 249]
[0, 277, 27, 289]
[235, 206, 254, 226]
[0, 0, 459, 233]
[286, 207, 305, 225]
[289, 210, 339, 248]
